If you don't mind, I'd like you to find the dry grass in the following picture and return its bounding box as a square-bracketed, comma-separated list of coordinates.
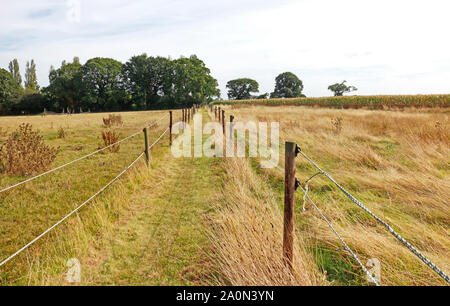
[103, 114, 123, 127]
[0, 110, 171, 285]
[101, 130, 120, 152]
[0, 123, 58, 176]
[209, 156, 323, 285]
[221, 105, 449, 286]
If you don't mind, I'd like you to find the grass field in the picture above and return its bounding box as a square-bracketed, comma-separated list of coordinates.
[0, 106, 448, 286]
[219, 104, 449, 285]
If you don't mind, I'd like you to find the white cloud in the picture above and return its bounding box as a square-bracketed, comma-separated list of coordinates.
[1, 0, 449, 97]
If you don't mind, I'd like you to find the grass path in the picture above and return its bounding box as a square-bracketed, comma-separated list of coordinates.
[77, 110, 222, 285]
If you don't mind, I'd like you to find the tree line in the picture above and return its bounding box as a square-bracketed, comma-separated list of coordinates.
[0, 54, 220, 115]
[0, 54, 358, 116]
[225, 73, 357, 100]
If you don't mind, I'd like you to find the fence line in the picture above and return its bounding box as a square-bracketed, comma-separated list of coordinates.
[209, 105, 449, 285]
[0, 118, 173, 268]
[297, 149, 450, 284]
[0, 152, 145, 268]
[0, 114, 169, 194]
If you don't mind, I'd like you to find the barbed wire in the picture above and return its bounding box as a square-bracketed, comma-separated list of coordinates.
[0, 114, 169, 194]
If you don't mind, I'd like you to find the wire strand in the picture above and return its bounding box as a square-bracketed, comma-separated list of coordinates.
[298, 149, 450, 284]
[0, 152, 145, 268]
[0, 114, 169, 194]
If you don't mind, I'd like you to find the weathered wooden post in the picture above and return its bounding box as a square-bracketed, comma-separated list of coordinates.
[169, 111, 173, 145]
[143, 127, 150, 167]
[188, 108, 191, 122]
[229, 115, 234, 140]
[214, 107, 217, 119]
[283, 142, 297, 270]
[222, 110, 225, 134]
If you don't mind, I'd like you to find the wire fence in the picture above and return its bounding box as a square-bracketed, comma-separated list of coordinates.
[210, 105, 449, 285]
[0, 113, 169, 194]
[0, 112, 173, 268]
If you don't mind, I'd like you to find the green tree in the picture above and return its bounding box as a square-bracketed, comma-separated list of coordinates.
[0, 68, 23, 115]
[226, 78, 259, 100]
[171, 55, 220, 107]
[328, 80, 357, 96]
[24, 59, 39, 92]
[8, 59, 22, 87]
[271, 72, 304, 98]
[122, 54, 172, 109]
[45, 57, 82, 112]
[80, 57, 125, 111]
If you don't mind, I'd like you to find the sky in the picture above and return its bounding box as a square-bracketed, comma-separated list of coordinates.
[1, 0, 449, 98]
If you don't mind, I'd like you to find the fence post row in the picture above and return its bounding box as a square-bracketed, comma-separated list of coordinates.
[283, 141, 298, 270]
[143, 127, 150, 167]
[169, 111, 173, 145]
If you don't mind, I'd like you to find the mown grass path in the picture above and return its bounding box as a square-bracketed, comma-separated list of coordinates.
[79, 110, 221, 285]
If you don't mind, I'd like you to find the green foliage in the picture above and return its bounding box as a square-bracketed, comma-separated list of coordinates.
[45, 57, 82, 112]
[80, 57, 125, 111]
[271, 72, 303, 98]
[24, 59, 39, 92]
[226, 78, 259, 100]
[328, 80, 357, 96]
[8, 59, 22, 87]
[0, 68, 23, 115]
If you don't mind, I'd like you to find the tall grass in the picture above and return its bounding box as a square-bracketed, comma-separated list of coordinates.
[222, 105, 449, 285]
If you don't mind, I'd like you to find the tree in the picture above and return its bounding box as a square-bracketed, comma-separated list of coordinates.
[79, 57, 125, 111]
[45, 57, 82, 112]
[122, 54, 172, 109]
[170, 55, 220, 107]
[0, 68, 23, 115]
[226, 78, 259, 100]
[24, 59, 39, 92]
[271, 72, 304, 98]
[328, 80, 357, 96]
[8, 59, 22, 87]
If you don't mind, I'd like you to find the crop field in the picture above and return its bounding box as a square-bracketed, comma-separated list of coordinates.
[0, 105, 448, 286]
[215, 94, 450, 109]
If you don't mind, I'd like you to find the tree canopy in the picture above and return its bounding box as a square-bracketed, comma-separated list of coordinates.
[226, 78, 259, 100]
[271, 72, 304, 98]
[328, 80, 357, 96]
[0, 68, 23, 115]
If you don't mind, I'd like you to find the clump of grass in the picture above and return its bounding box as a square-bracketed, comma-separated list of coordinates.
[0, 123, 58, 176]
[57, 127, 66, 139]
[101, 130, 121, 152]
[331, 117, 343, 134]
[210, 157, 323, 286]
[103, 114, 123, 127]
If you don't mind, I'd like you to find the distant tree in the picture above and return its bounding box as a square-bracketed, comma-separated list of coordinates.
[170, 55, 220, 107]
[328, 80, 357, 96]
[8, 59, 22, 87]
[24, 59, 39, 92]
[45, 58, 82, 112]
[226, 78, 259, 100]
[254, 93, 269, 99]
[122, 54, 173, 109]
[0, 68, 23, 115]
[271, 72, 303, 98]
[79, 57, 125, 111]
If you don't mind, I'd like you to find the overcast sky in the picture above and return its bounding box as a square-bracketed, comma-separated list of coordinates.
[1, 0, 449, 97]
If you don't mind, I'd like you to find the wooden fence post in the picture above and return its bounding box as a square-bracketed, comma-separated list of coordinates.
[169, 111, 173, 145]
[283, 141, 297, 270]
[214, 107, 217, 119]
[222, 110, 225, 134]
[229, 115, 234, 140]
[143, 127, 150, 167]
